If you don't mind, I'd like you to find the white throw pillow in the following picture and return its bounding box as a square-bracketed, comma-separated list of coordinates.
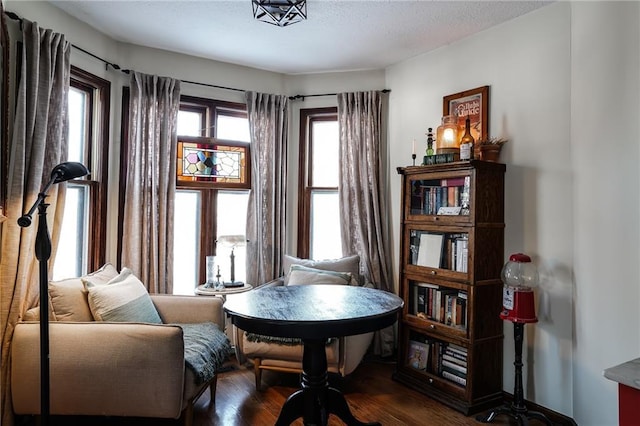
[287, 264, 352, 286]
[48, 263, 118, 322]
[83, 268, 162, 323]
[282, 254, 361, 285]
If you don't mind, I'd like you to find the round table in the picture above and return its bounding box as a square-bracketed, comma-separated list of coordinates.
[223, 284, 403, 426]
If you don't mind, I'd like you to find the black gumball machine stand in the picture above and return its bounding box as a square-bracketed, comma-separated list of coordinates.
[476, 253, 553, 426]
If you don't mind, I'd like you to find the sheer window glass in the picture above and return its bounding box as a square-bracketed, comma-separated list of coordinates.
[67, 87, 87, 164]
[217, 114, 250, 142]
[173, 191, 201, 295]
[298, 108, 342, 260]
[311, 121, 339, 187]
[216, 191, 249, 284]
[52, 68, 109, 280]
[54, 185, 89, 279]
[177, 110, 203, 137]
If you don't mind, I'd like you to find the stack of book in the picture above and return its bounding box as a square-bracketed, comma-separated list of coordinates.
[439, 343, 467, 387]
[411, 283, 467, 328]
[419, 178, 467, 215]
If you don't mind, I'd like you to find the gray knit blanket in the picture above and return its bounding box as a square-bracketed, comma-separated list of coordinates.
[178, 322, 231, 385]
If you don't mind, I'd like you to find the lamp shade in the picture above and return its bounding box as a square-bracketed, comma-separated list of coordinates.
[216, 235, 247, 247]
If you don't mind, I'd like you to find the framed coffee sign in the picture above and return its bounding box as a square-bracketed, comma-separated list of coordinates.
[443, 85, 489, 143]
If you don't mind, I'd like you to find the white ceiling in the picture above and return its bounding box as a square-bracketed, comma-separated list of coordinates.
[48, 0, 552, 75]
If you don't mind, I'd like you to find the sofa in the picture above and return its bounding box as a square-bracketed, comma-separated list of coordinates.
[233, 255, 374, 389]
[11, 265, 230, 426]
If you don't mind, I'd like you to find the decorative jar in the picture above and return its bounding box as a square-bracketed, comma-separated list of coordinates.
[436, 115, 459, 154]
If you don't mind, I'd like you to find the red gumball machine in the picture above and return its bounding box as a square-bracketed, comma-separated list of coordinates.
[500, 253, 539, 323]
[477, 253, 552, 426]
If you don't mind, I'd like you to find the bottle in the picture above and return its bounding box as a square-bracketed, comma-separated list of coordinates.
[426, 128, 434, 156]
[459, 117, 475, 160]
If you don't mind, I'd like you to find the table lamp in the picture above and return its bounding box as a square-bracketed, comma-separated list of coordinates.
[216, 235, 246, 287]
[477, 253, 553, 426]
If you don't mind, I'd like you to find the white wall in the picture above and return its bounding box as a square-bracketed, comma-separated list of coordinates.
[6, 1, 640, 424]
[386, 1, 640, 424]
[571, 2, 640, 425]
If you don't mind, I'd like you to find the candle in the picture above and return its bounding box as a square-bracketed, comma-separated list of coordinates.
[412, 139, 416, 155]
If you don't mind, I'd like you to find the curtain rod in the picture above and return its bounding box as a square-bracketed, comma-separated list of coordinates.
[288, 89, 390, 101]
[4, 10, 390, 99]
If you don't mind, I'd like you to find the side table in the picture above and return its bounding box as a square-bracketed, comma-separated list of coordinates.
[195, 283, 253, 299]
[195, 283, 253, 345]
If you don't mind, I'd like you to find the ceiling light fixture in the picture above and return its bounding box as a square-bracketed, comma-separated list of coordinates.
[252, 0, 307, 27]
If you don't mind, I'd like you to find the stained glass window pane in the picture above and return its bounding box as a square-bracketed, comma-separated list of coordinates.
[177, 140, 248, 187]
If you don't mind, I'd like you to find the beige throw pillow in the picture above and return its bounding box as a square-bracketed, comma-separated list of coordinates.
[48, 263, 118, 322]
[287, 265, 352, 286]
[83, 268, 163, 324]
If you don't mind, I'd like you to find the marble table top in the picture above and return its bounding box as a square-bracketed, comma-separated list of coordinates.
[604, 358, 640, 390]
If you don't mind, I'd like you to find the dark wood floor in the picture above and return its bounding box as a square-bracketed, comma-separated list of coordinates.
[17, 357, 554, 425]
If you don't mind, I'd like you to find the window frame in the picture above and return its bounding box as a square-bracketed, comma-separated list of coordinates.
[177, 96, 250, 285]
[65, 66, 110, 273]
[297, 107, 338, 259]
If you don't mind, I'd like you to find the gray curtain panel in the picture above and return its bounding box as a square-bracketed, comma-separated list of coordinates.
[245, 92, 288, 286]
[121, 71, 180, 294]
[0, 19, 70, 426]
[337, 90, 395, 356]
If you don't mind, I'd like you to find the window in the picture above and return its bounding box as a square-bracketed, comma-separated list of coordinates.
[52, 67, 110, 280]
[172, 96, 250, 295]
[297, 108, 342, 260]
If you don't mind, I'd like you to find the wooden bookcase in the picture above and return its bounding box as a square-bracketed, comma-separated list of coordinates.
[393, 160, 506, 415]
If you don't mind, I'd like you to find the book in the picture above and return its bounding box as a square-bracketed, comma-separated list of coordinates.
[442, 353, 467, 367]
[444, 349, 467, 363]
[446, 343, 468, 358]
[407, 340, 430, 370]
[442, 359, 467, 374]
[455, 237, 468, 272]
[454, 293, 467, 327]
[442, 370, 467, 387]
[416, 233, 444, 268]
[417, 285, 426, 314]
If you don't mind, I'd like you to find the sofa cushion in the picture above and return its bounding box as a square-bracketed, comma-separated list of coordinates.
[48, 263, 119, 322]
[83, 268, 162, 324]
[283, 254, 361, 285]
[287, 264, 353, 286]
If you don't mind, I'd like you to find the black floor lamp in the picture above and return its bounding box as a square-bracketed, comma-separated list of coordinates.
[18, 161, 89, 425]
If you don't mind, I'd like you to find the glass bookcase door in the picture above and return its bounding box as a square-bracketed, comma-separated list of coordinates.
[402, 329, 468, 397]
[406, 228, 470, 281]
[407, 173, 471, 223]
[405, 278, 468, 339]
